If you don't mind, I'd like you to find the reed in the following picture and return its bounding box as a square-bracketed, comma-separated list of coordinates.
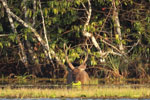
[0, 86, 150, 98]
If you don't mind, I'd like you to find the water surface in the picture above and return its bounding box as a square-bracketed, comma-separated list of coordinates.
[0, 98, 150, 100]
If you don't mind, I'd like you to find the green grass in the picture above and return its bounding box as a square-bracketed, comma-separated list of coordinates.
[0, 86, 150, 99]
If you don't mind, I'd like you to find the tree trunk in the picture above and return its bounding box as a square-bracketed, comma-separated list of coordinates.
[32, 0, 36, 26]
[38, 0, 52, 60]
[112, 0, 124, 53]
[82, 0, 105, 56]
[5, 0, 28, 68]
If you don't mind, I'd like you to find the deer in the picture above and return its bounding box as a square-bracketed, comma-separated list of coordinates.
[64, 44, 90, 84]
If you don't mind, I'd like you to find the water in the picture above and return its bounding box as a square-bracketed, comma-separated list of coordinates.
[0, 98, 149, 100]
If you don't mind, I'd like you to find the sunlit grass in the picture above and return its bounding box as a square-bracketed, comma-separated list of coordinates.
[0, 86, 150, 98]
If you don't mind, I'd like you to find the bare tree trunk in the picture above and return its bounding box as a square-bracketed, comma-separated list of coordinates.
[82, 0, 103, 54]
[22, 0, 28, 22]
[38, 0, 52, 60]
[5, 0, 28, 67]
[22, 0, 37, 65]
[112, 0, 124, 53]
[32, 0, 36, 26]
[22, 0, 45, 76]
[38, 0, 57, 76]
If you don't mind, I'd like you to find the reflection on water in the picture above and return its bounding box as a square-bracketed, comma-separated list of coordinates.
[1, 78, 150, 86]
[0, 98, 150, 100]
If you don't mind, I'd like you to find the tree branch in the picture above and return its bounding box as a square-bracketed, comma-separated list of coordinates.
[112, 0, 124, 52]
[38, 0, 52, 60]
[82, 0, 103, 55]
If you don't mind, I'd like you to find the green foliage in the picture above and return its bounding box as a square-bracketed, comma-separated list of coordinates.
[107, 56, 120, 71]
[68, 48, 80, 62]
[134, 21, 145, 34]
[0, 42, 3, 48]
[0, 23, 3, 32]
[26, 8, 33, 18]
[15, 73, 33, 84]
[8, 34, 16, 42]
[115, 0, 120, 6]
[3, 41, 11, 47]
[91, 56, 97, 65]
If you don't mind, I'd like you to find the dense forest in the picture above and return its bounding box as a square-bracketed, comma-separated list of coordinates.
[0, 0, 150, 79]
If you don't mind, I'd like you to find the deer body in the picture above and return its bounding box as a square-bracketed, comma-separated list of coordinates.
[73, 68, 90, 84]
[64, 44, 90, 84]
[67, 67, 90, 84]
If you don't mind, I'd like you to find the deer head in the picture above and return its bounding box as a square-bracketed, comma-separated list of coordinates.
[64, 44, 90, 84]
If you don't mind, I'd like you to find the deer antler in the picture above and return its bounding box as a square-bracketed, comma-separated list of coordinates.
[64, 44, 75, 70]
[82, 52, 88, 65]
[82, 43, 89, 65]
[78, 45, 89, 70]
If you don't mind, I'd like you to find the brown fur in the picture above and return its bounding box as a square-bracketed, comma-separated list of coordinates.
[67, 67, 90, 84]
[64, 44, 90, 84]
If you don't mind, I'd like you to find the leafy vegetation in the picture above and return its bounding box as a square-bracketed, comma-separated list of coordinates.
[0, 0, 150, 79]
